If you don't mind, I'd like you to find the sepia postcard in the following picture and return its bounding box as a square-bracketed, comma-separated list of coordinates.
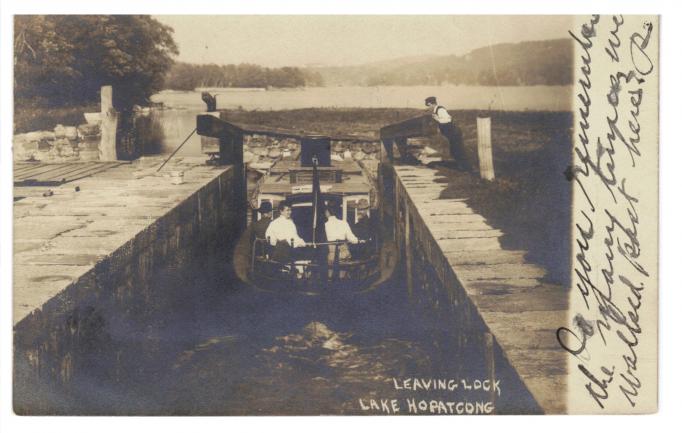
[5, 14, 658, 417]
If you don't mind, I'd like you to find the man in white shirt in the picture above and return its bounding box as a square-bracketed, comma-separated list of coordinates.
[324, 206, 358, 272]
[325, 209, 359, 244]
[425, 96, 471, 171]
[265, 202, 306, 247]
[265, 202, 306, 264]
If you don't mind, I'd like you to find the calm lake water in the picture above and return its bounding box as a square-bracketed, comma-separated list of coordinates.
[152, 85, 572, 112]
[149, 85, 572, 157]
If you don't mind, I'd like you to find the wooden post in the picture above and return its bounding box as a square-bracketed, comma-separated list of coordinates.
[395, 137, 408, 163]
[219, 132, 246, 232]
[99, 85, 118, 161]
[342, 196, 348, 222]
[381, 139, 394, 164]
[476, 117, 494, 180]
[200, 111, 221, 155]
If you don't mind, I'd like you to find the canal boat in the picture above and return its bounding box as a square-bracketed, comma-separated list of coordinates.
[233, 135, 397, 295]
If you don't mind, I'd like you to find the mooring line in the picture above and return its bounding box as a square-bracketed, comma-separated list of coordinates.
[156, 127, 197, 172]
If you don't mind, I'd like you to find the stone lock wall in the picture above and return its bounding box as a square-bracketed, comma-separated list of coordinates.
[13, 123, 102, 162]
[390, 168, 543, 414]
[13, 166, 239, 414]
[202, 133, 381, 177]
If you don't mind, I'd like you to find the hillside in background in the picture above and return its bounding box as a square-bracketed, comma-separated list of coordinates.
[306, 39, 572, 87]
[162, 38, 572, 90]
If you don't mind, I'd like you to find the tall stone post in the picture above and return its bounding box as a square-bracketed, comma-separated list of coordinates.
[476, 117, 494, 180]
[99, 85, 118, 161]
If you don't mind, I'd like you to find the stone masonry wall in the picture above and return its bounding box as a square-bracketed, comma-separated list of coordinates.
[390, 167, 543, 414]
[13, 166, 238, 414]
[13, 123, 102, 162]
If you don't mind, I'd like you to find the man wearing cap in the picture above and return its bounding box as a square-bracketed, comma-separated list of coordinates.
[350, 199, 375, 259]
[351, 199, 373, 241]
[251, 202, 273, 241]
[425, 96, 471, 171]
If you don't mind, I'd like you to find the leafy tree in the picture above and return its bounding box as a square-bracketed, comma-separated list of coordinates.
[14, 15, 178, 110]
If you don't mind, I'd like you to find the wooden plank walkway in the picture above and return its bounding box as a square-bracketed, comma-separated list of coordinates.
[14, 161, 127, 186]
[393, 165, 568, 414]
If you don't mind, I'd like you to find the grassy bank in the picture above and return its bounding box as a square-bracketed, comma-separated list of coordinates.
[221, 108, 573, 285]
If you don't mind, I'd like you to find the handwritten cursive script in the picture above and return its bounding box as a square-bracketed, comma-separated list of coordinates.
[557, 15, 655, 410]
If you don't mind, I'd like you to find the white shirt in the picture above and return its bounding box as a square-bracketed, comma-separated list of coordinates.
[325, 216, 358, 244]
[432, 105, 452, 124]
[265, 216, 306, 247]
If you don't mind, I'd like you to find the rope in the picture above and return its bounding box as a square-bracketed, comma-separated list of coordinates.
[156, 128, 197, 172]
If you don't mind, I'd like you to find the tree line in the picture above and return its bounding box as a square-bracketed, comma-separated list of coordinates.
[14, 15, 178, 111]
[163, 62, 324, 90]
[14, 15, 569, 115]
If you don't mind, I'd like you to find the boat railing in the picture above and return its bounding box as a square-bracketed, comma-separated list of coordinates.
[250, 237, 381, 286]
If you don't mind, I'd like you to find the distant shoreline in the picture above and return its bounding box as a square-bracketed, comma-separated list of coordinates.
[153, 85, 572, 112]
[162, 83, 572, 92]
[193, 87, 267, 93]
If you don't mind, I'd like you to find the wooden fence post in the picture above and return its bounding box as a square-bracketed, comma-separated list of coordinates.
[99, 85, 118, 161]
[476, 117, 494, 181]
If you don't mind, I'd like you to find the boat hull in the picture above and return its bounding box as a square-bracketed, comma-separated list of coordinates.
[232, 229, 398, 296]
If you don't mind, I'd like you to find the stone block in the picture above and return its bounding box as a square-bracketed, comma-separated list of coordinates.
[54, 124, 66, 138]
[18, 141, 39, 153]
[64, 126, 78, 140]
[77, 123, 100, 138]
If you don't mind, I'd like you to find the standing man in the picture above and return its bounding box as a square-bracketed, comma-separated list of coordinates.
[425, 96, 471, 171]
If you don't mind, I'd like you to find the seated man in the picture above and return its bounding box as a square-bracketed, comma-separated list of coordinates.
[350, 199, 375, 259]
[251, 202, 273, 240]
[352, 199, 373, 241]
[250, 201, 273, 257]
[265, 201, 306, 263]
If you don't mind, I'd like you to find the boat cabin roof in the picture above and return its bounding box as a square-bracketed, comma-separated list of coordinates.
[268, 160, 363, 175]
[259, 159, 371, 196]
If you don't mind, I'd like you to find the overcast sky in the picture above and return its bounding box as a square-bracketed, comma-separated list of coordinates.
[155, 15, 572, 67]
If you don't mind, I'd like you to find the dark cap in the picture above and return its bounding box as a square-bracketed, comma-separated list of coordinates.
[425, 96, 437, 105]
[256, 201, 272, 213]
